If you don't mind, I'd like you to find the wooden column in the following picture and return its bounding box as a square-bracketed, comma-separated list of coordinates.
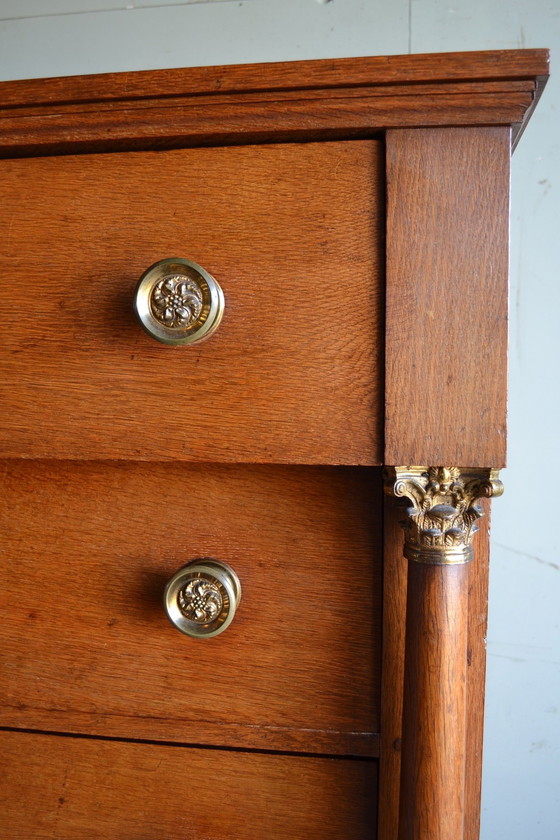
[384, 126, 512, 837]
[400, 559, 469, 839]
[385, 467, 503, 840]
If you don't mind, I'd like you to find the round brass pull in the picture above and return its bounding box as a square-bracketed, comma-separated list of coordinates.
[164, 559, 241, 639]
[134, 257, 224, 346]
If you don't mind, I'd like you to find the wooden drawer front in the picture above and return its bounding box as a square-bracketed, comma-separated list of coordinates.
[0, 141, 383, 465]
[0, 730, 377, 840]
[0, 461, 381, 756]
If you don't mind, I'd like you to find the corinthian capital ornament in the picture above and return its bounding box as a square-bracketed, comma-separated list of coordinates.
[385, 466, 503, 565]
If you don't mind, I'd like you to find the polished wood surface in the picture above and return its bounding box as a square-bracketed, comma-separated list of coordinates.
[398, 562, 469, 840]
[385, 127, 510, 468]
[0, 730, 378, 839]
[464, 501, 491, 840]
[378, 501, 408, 839]
[0, 140, 383, 464]
[0, 461, 382, 756]
[378, 502, 491, 840]
[0, 50, 547, 156]
[0, 49, 548, 104]
[0, 49, 548, 840]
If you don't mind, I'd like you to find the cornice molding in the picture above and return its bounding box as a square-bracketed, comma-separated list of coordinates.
[0, 49, 549, 157]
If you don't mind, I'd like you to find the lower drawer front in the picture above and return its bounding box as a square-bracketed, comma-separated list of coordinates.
[0, 730, 377, 839]
[0, 460, 381, 756]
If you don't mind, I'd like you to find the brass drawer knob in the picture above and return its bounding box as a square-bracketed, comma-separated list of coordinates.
[164, 559, 241, 638]
[134, 258, 224, 345]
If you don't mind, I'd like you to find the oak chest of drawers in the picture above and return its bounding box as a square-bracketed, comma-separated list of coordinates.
[0, 49, 548, 839]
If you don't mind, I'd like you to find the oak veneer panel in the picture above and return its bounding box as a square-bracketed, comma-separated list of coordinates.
[0, 730, 377, 839]
[0, 461, 381, 755]
[0, 140, 383, 464]
[385, 127, 510, 468]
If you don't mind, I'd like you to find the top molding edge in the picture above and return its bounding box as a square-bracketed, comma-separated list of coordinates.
[0, 49, 549, 157]
[0, 49, 549, 108]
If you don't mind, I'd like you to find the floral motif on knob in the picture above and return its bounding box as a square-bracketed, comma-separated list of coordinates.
[177, 577, 224, 624]
[150, 274, 204, 328]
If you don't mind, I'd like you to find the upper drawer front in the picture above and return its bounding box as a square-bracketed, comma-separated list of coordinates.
[0, 141, 383, 464]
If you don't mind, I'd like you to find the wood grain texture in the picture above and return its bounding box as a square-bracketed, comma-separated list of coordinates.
[378, 499, 408, 839]
[0, 50, 547, 156]
[0, 140, 383, 464]
[0, 49, 548, 104]
[385, 127, 510, 468]
[0, 49, 533, 838]
[398, 562, 469, 840]
[0, 730, 378, 839]
[0, 461, 382, 756]
[0, 92, 536, 158]
[464, 502, 491, 840]
[377, 502, 491, 840]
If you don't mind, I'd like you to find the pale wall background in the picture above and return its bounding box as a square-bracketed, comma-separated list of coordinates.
[0, 1, 558, 837]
